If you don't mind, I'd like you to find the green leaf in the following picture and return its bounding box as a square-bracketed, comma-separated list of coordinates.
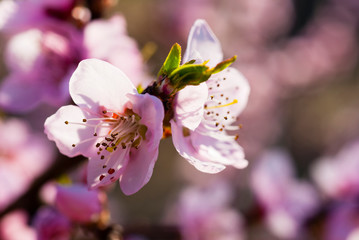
[210, 55, 237, 74]
[168, 63, 211, 90]
[184, 59, 196, 65]
[157, 43, 181, 77]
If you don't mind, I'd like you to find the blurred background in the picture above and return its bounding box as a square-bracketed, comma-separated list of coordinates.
[0, 0, 358, 239]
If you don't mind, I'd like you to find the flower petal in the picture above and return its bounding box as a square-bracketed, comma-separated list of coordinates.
[69, 59, 137, 114]
[183, 19, 223, 66]
[205, 67, 250, 125]
[191, 128, 248, 169]
[87, 148, 129, 189]
[171, 120, 226, 173]
[120, 141, 159, 195]
[174, 83, 208, 130]
[126, 93, 164, 151]
[44, 105, 100, 157]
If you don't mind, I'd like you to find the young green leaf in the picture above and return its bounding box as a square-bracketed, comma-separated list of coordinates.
[210, 55, 237, 74]
[157, 43, 182, 77]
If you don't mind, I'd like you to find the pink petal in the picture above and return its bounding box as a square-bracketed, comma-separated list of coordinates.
[44, 105, 99, 157]
[120, 141, 159, 195]
[87, 148, 129, 189]
[174, 83, 208, 130]
[183, 19, 223, 66]
[170, 120, 226, 173]
[127, 93, 164, 150]
[69, 59, 137, 113]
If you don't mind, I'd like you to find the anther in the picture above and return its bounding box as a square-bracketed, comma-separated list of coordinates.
[64, 121, 69, 124]
[82, 119, 87, 122]
[96, 143, 100, 148]
[100, 155, 105, 160]
[72, 144, 76, 147]
[102, 165, 107, 168]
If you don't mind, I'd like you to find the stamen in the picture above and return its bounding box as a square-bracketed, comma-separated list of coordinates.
[205, 99, 238, 110]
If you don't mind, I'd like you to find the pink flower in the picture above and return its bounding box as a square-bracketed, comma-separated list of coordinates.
[0, 211, 36, 240]
[55, 184, 105, 223]
[0, 118, 54, 211]
[311, 140, 359, 200]
[166, 181, 245, 240]
[33, 207, 71, 240]
[0, 23, 83, 112]
[0, 0, 75, 32]
[170, 19, 250, 173]
[0, 15, 149, 113]
[250, 149, 319, 239]
[44, 59, 164, 195]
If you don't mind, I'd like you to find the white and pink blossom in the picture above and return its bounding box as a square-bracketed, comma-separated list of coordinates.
[170, 19, 250, 173]
[45, 59, 164, 195]
[0, 15, 149, 113]
[250, 149, 319, 239]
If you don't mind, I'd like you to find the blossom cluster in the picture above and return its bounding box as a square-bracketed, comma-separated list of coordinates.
[1, 0, 358, 239]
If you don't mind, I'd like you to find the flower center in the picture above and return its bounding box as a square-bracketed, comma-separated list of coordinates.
[65, 108, 147, 160]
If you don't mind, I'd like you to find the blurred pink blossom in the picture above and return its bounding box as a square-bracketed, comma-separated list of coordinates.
[0, 210, 36, 240]
[44, 59, 164, 195]
[0, 23, 83, 112]
[311, 140, 359, 200]
[0, 0, 75, 32]
[0, 15, 149, 113]
[166, 181, 245, 240]
[33, 207, 71, 240]
[55, 184, 106, 223]
[250, 149, 319, 239]
[171, 19, 249, 173]
[0, 118, 54, 211]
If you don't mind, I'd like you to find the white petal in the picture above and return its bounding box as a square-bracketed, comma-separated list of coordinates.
[69, 59, 137, 114]
[44, 105, 100, 157]
[205, 67, 250, 126]
[170, 120, 226, 173]
[174, 83, 208, 130]
[183, 19, 223, 66]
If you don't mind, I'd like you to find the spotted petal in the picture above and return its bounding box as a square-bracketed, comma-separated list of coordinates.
[120, 141, 159, 195]
[44, 105, 100, 157]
